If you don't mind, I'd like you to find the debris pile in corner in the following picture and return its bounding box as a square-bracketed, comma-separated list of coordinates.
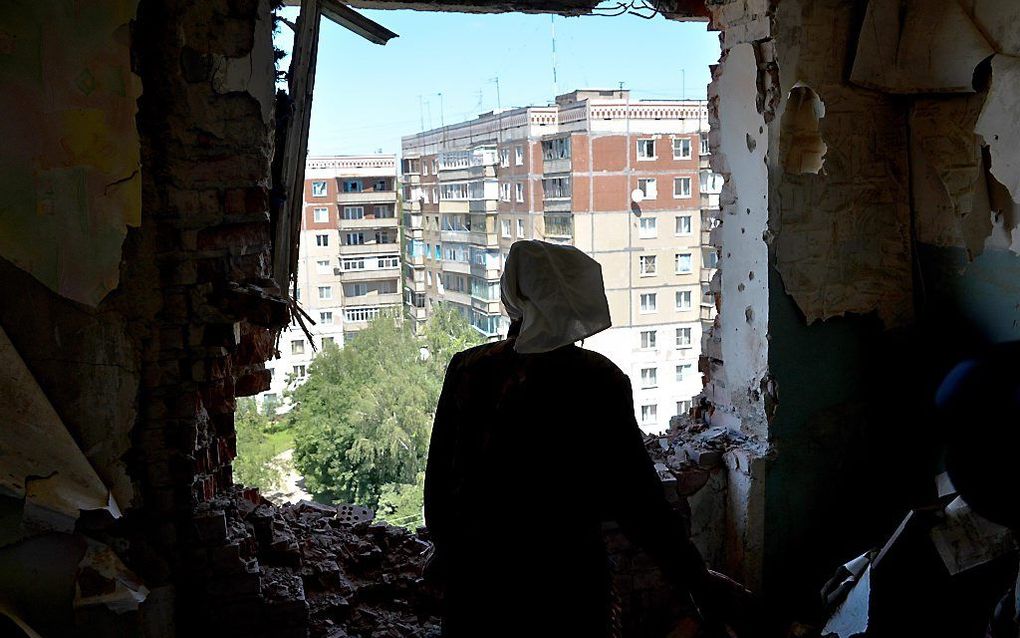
[202, 487, 442, 638]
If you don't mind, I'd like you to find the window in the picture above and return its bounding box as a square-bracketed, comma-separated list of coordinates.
[374, 204, 393, 218]
[342, 180, 362, 193]
[676, 289, 692, 310]
[700, 137, 710, 155]
[675, 215, 692, 235]
[517, 219, 525, 238]
[342, 258, 365, 270]
[423, 161, 430, 176]
[311, 181, 327, 197]
[637, 178, 657, 199]
[675, 253, 693, 274]
[676, 363, 693, 382]
[441, 183, 468, 200]
[543, 176, 571, 199]
[676, 327, 692, 347]
[313, 207, 328, 223]
[315, 233, 329, 247]
[704, 250, 719, 268]
[640, 330, 657, 349]
[673, 177, 692, 198]
[320, 311, 333, 324]
[378, 255, 399, 269]
[345, 232, 365, 245]
[641, 404, 658, 424]
[349, 283, 368, 296]
[500, 148, 509, 167]
[673, 137, 692, 159]
[291, 365, 307, 378]
[345, 307, 385, 323]
[637, 139, 656, 159]
[316, 259, 331, 274]
[434, 244, 441, 259]
[541, 137, 571, 160]
[515, 182, 524, 203]
[640, 367, 658, 389]
[374, 179, 387, 191]
[342, 206, 364, 220]
[640, 292, 657, 312]
[677, 400, 692, 415]
[515, 145, 524, 165]
[639, 255, 657, 276]
[432, 159, 438, 173]
[318, 286, 332, 300]
[374, 229, 396, 244]
[500, 183, 510, 202]
[501, 219, 511, 238]
[639, 217, 657, 239]
[291, 339, 305, 355]
[322, 336, 335, 347]
[432, 187, 438, 203]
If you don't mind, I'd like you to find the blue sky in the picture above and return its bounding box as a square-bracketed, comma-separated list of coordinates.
[275, 8, 720, 155]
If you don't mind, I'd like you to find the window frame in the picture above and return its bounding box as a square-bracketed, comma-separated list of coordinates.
[672, 137, 692, 160]
[675, 252, 693, 274]
[673, 176, 692, 199]
[639, 255, 657, 276]
[313, 207, 329, 223]
[637, 138, 656, 160]
[311, 180, 327, 197]
[639, 292, 658, 313]
[638, 216, 657, 239]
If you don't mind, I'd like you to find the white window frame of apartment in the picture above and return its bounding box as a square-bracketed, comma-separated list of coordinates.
[313, 207, 329, 223]
[637, 138, 656, 160]
[637, 178, 657, 199]
[374, 179, 387, 191]
[516, 218, 525, 238]
[639, 292, 658, 313]
[515, 182, 524, 203]
[293, 364, 307, 378]
[318, 285, 332, 300]
[378, 255, 399, 269]
[343, 206, 364, 220]
[374, 229, 395, 245]
[499, 148, 510, 168]
[640, 330, 657, 349]
[700, 136, 710, 156]
[673, 176, 692, 199]
[500, 183, 510, 202]
[639, 255, 657, 276]
[342, 257, 365, 270]
[676, 363, 693, 382]
[315, 233, 329, 247]
[349, 283, 368, 297]
[675, 252, 693, 274]
[677, 399, 692, 416]
[501, 219, 511, 238]
[423, 161, 430, 176]
[374, 204, 391, 218]
[641, 404, 658, 425]
[515, 145, 524, 166]
[320, 311, 333, 325]
[638, 216, 657, 239]
[676, 326, 693, 348]
[675, 214, 692, 236]
[315, 259, 331, 275]
[676, 289, 693, 311]
[311, 180, 327, 197]
[291, 339, 305, 355]
[426, 270, 432, 285]
[640, 367, 658, 389]
[672, 137, 692, 159]
[704, 250, 720, 269]
[342, 179, 362, 193]
[345, 232, 365, 245]
[432, 187, 438, 202]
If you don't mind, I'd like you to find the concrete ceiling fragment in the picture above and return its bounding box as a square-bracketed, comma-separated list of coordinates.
[0, 326, 120, 539]
[850, 0, 994, 94]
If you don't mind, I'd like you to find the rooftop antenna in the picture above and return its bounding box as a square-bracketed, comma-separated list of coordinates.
[488, 76, 501, 110]
[551, 15, 558, 99]
[418, 94, 425, 131]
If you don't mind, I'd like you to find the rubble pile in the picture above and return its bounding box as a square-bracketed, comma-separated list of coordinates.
[200, 487, 441, 638]
[645, 417, 747, 494]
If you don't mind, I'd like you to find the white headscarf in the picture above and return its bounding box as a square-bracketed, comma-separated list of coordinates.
[500, 240, 612, 354]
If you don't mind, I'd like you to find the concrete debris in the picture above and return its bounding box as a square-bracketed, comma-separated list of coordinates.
[929, 496, 1017, 576]
[200, 488, 441, 638]
[74, 540, 149, 614]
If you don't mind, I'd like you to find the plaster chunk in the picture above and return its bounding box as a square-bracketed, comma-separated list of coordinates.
[975, 55, 1020, 204]
[851, 0, 994, 94]
[780, 85, 827, 175]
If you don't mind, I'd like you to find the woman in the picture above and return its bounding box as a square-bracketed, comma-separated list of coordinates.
[424, 240, 736, 637]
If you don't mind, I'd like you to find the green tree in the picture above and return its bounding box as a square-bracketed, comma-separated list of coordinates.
[377, 472, 426, 529]
[234, 398, 284, 492]
[288, 311, 483, 509]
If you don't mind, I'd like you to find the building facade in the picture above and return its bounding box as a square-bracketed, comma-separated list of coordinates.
[401, 90, 720, 432]
[258, 155, 400, 409]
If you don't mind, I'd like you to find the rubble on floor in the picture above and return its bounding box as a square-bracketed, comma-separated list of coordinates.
[196, 487, 441, 638]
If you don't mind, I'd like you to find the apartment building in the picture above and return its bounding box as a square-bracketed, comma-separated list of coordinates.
[401, 90, 720, 432]
[258, 155, 400, 409]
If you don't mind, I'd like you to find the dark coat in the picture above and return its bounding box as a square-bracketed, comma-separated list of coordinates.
[424, 339, 707, 637]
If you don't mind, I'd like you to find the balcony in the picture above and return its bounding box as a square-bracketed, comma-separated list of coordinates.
[543, 198, 571, 213]
[337, 267, 401, 282]
[440, 229, 470, 243]
[338, 216, 398, 229]
[338, 242, 399, 256]
[342, 292, 403, 307]
[443, 289, 472, 307]
[337, 191, 397, 204]
[404, 253, 425, 267]
[442, 260, 472, 275]
[543, 157, 571, 174]
[468, 231, 499, 248]
[469, 199, 498, 214]
[402, 213, 422, 230]
[406, 305, 428, 321]
[438, 200, 469, 214]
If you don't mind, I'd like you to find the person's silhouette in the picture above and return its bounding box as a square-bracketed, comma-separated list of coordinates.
[424, 241, 732, 637]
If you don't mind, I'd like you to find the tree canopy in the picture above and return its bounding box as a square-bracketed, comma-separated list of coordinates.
[234, 398, 284, 492]
[288, 307, 483, 511]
